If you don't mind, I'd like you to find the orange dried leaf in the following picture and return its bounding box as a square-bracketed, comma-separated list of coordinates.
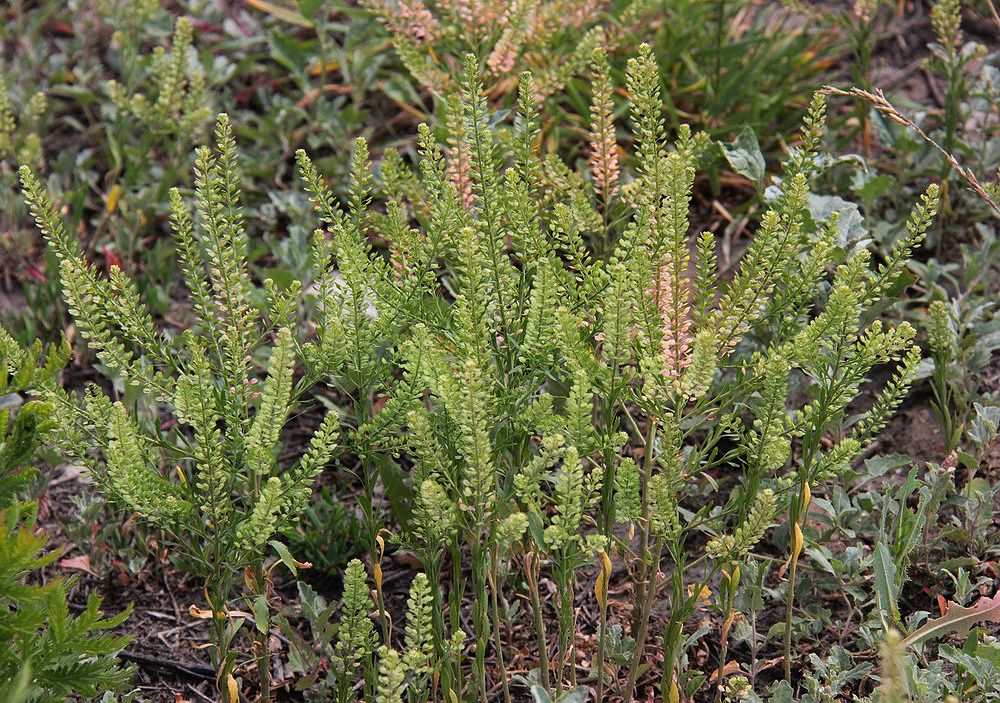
[900, 593, 1000, 648]
[58, 554, 95, 575]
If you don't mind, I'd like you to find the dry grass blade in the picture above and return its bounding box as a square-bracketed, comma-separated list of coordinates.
[821, 85, 1000, 217]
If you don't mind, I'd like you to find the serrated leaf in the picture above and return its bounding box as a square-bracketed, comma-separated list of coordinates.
[901, 593, 1000, 648]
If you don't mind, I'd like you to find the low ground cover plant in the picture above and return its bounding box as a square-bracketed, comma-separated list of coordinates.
[0, 330, 134, 701]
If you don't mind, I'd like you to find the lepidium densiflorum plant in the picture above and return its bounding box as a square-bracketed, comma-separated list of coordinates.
[365, 0, 657, 100]
[289, 42, 939, 700]
[18, 115, 341, 703]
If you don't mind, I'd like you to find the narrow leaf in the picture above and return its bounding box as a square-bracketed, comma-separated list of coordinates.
[873, 541, 899, 626]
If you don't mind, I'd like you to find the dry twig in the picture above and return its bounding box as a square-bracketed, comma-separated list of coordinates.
[821, 85, 1000, 217]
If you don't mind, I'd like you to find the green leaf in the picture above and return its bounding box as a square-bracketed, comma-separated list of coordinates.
[253, 593, 270, 634]
[526, 510, 548, 551]
[864, 453, 911, 477]
[530, 685, 553, 703]
[298, 0, 324, 19]
[249, 0, 314, 27]
[720, 126, 765, 185]
[873, 541, 899, 627]
[377, 455, 414, 529]
[769, 680, 794, 703]
[883, 268, 919, 299]
[267, 31, 313, 76]
[269, 540, 298, 576]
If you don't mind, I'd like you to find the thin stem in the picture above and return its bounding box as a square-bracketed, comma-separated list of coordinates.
[783, 483, 808, 684]
[251, 562, 272, 702]
[714, 574, 736, 703]
[472, 542, 490, 703]
[525, 553, 551, 692]
[783, 538, 799, 681]
[622, 535, 664, 703]
[822, 86, 1000, 216]
[488, 548, 513, 703]
[631, 420, 659, 635]
[595, 572, 611, 703]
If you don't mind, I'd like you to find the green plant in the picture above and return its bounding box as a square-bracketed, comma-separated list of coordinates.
[1, 7, 219, 347]
[285, 45, 940, 700]
[281, 484, 364, 575]
[18, 114, 344, 702]
[100, 14, 214, 271]
[652, 0, 832, 148]
[0, 71, 46, 168]
[365, 0, 655, 100]
[820, 0, 998, 234]
[0, 328, 134, 702]
[106, 16, 211, 147]
[821, 0, 886, 159]
[0, 67, 52, 343]
[278, 560, 462, 703]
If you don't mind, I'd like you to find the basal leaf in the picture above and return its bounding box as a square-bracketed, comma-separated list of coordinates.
[873, 542, 899, 627]
[901, 594, 1000, 648]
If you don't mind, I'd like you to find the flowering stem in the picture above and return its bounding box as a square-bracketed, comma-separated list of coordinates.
[471, 542, 490, 703]
[595, 597, 609, 703]
[554, 555, 577, 692]
[250, 562, 272, 702]
[783, 480, 808, 682]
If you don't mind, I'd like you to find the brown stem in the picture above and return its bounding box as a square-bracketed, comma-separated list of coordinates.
[621, 536, 663, 703]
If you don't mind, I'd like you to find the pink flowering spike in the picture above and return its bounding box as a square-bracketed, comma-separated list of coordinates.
[395, 0, 439, 42]
[487, 0, 530, 77]
[444, 96, 475, 210]
[589, 48, 620, 202]
[656, 254, 693, 379]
